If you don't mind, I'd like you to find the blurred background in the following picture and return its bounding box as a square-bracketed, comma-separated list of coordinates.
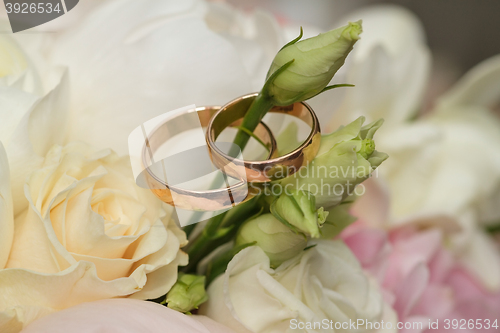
[226, 0, 500, 104]
[228, 0, 500, 75]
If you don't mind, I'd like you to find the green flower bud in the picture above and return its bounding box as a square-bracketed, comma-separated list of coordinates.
[271, 190, 328, 238]
[280, 116, 388, 209]
[235, 213, 307, 267]
[360, 139, 375, 159]
[320, 196, 357, 239]
[265, 21, 362, 106]
[166, 274, 208, 313]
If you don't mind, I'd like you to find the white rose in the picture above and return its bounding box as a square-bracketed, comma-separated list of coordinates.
[200, 240, 384, 333]
[325, 5, 430, 131]
[0, 142, 188, 332]
[318, 5, 500, 292]
[381, 121, 500, 291]
[48, 0, 284, 154]
[0, 29, 69, 215]
[0, 143, 13, 271]
[374, 55, 500, 290]
[378, 106, 500, 227]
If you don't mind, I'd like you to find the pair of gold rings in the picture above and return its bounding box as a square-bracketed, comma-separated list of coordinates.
[142, 93, 321, 211]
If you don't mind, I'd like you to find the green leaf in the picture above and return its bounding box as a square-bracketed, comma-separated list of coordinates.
[304, 83, 355, 101]
[279, 26, 303, 51]
[263, 59, 295, 94]
[270, 199, 305, 237]
[303, 244, 317, 251]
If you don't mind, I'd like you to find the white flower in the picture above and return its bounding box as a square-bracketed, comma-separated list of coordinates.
[0, 30, 69, 215]
[323, 5, 500, 232]
[320, 5, 500, 292]
[326, 5, 431, 131]
[47, 0, 284, 154]
[200, 240, 384, 333]
[374, 55, 500, 290]
[0, 143, 13, 270]
[0, 142, 188, 331]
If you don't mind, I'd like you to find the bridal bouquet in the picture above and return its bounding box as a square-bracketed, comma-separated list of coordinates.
[1, 1, 499, 333]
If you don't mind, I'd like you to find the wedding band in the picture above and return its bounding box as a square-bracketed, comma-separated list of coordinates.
[206, 93, 321, 183]
[141, 106, 277, 211]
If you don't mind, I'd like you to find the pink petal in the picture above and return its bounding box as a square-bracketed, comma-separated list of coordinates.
[21, 299, 235, 333]
[392, 263, 429, 319]
[342, 228, 390, 281]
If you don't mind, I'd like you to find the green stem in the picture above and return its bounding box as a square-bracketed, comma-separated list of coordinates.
[232, 126, 270, 152]
[183, 233, 212, 273]
[231, 92, 274, 155]
[183, 94, 273, 272]
[182, 197, 261, 273]
[183, 94, 272, 228]
[183, 224, 197, 238]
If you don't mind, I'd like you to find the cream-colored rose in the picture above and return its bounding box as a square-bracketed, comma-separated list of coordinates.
[0, 143, 13, 271]
[0, 142, 188, 332]
[200, 240, 384, 333]
[1, 29, 69, 216]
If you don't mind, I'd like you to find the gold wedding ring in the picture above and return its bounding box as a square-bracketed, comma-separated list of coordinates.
[206, 93, 321, 183]
[141, 106, 277, 211]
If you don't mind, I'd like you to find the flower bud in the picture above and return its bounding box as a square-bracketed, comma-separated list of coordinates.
[235, 213, 307, 267]
[320, 197, 357, 239]
[264, 21, 362, 106]
[271, 190, 328, 238]
[280, 116, 388, 209]
[166, 274, 208, 313]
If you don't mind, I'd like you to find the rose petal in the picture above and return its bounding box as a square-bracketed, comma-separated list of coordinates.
[392, 263, 429, 319]
[6, 207, 66, 273]
[49, 0, 281, 155]
[4, 71, 69, 216]
[459, 230, 500, 291]
[0, 260, 184, 329]
[328, 5, 430, 130]
[21, 299, 236, 333]
[438, 54, 500, 109]
[0, 143, 13, 269]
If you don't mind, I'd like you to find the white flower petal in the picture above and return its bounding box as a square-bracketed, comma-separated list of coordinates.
[0, 261, 170, 329]
[341, 4, 426, 60]
[459, 230, 500, 291]
[49, 0, 281, 155]
[439, 54, 500, 109]
[0, 143, 13, 269]
[6, 207, 68, 274]
[202, 241, 384, 333]
[26, 69, 69, 157]
[20, 299, 234, 333]
[4, 71, 69, 216]
[328, 5, 430, 131]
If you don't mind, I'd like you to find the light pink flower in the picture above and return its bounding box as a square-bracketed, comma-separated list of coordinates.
[21, 299, 235, 333]
[342, 223, 500, 333]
